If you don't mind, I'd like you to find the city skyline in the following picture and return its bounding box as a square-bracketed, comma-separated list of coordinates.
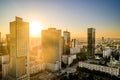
[0, 0, 120, 38]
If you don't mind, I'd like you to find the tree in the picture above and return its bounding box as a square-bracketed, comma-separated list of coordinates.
[77, 52, 87, 61]
[87, 74, 94, 80]
[61, 61, 67, 68]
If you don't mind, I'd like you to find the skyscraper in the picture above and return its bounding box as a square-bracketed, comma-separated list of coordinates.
[42, 28, 62, 71]
[87, 28, 95, 59]
[0, 32, 1, 79]
[0, 32, 1, 53]
[6, 34, 10, 54]
[63, 31, 70, 55]
[102, 37, 104, 42]
[9, 17, 29, 80]
[0, 32, 1, 42]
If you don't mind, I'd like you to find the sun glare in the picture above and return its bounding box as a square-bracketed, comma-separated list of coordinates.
[30, 21, 43, 37]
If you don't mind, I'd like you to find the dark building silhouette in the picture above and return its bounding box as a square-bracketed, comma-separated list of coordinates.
[0, 32, 1, 42]
[87, 28, 95, 59]
[63, 31, 70, 55]
[102, 37, 104, 42]
[71, 39, 76, 48]
[0, 32, 2, 53]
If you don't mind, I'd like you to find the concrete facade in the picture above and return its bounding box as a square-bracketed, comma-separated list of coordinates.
[42, 28, 63, 71]
[9, 17, 29, 80]
[79, 62, 120, 76]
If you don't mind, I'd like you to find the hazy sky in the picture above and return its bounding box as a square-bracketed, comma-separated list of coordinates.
[0, 0, 120, 38]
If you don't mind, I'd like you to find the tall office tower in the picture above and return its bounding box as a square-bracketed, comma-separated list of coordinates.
[9, 17, 29, 80]
[0, 32, 1, 42]
[42, 28, 62, 71]
[63, 31, 70, 55]
[87, 28, 95, 59]
[0, 32, 2, 54]
[0, 32, 1, 53]
[0, 32, 1, 79]
[71, 39, 76, 48]
[102, 37, 104, 42]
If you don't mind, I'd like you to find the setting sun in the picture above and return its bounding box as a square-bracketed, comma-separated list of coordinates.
[30, 21, 43, 37]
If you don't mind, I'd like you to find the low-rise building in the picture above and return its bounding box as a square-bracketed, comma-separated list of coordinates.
[70, 47, 81, 54]
[62, 54, 76, 65]
[45, 62, 60, 72]
[30, 61, 45, 75]
[0, 54, 9, 79]
[79, 61, 120, 76]
[103, 47, 112, 58]
[68, 55, 76, 65]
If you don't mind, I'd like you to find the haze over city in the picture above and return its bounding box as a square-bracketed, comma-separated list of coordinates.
[0, 0, 120, 38]
[1, 0, 120, 80]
